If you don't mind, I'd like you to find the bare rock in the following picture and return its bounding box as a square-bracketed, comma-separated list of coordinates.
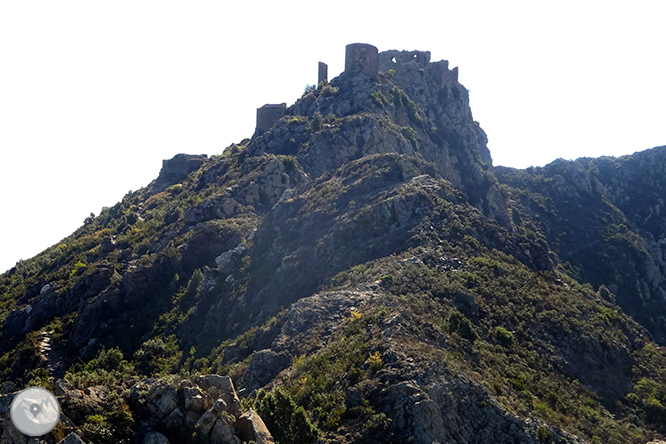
[56, 433, 86, 444]
[215, 243, 248, 270]
[180, 384, 212, 414]
[130, 379, 179, 420]
[55, 380, 108, 421]
[210, 416, 240, 444]
[242, 349, 291, 391]
[236, 410, 275, 444]
[194, 400, 240, 444]
[1, 417, 29, 444]
[195, 375, 242, 419]
[142, 431, 170, 444]
[99, 237, 116, 255]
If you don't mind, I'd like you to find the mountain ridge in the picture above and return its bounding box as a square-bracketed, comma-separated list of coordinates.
[1, 43, 666, 444]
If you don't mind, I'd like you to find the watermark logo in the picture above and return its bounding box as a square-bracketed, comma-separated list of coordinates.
[10, 387, 60, 436]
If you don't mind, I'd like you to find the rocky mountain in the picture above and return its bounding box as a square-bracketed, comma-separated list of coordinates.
[1, 43, 666, 444]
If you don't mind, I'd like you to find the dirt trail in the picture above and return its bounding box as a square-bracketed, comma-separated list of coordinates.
[37, 331, 65, 378]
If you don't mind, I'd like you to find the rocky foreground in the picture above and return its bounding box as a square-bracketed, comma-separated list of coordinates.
[0, 375, 272, 444]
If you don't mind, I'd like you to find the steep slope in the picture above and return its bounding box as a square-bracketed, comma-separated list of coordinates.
[1, 44, 666, 444]
[496, 147, 666, 343]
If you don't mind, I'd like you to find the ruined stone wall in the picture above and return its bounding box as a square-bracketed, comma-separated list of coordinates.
[256, 103, 287, 134]
[378, 49, 431, 69]
[154, 153, 208, 192]
[318, 62, 328, 84]
[344, 43, 378, 77]
[379, 49, 458, 85]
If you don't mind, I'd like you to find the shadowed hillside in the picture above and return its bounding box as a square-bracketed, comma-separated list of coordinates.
[1, 44, 666, 444]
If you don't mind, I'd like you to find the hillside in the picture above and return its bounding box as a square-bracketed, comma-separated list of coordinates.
[1, 43, 666, 444]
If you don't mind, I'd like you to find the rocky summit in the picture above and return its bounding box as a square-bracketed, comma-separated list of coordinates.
[1, 43, 666, 444]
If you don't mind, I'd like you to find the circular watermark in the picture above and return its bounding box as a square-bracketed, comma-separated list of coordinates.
[10, 387, 60, 436]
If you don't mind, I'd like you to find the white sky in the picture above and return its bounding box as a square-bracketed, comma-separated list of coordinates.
[1, 1, 664, 273]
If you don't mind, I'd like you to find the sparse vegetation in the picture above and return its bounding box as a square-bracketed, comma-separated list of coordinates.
[1, 46, 666, 444]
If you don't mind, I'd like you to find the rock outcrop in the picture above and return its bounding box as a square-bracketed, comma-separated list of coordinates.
[128, 376, 268, 444]
[0, 376, 272, 444]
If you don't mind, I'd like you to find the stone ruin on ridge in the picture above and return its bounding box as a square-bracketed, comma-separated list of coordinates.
[253, 43, 461, 136]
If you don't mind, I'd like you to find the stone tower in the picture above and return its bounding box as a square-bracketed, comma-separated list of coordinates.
[318, 62, 328, 84]
[344, 43, 378, 77]
[255, 103, 286, 134]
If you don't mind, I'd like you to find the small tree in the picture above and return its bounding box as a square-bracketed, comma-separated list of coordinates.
[255, 388, 318, 444]
[303, 84, 316, 96]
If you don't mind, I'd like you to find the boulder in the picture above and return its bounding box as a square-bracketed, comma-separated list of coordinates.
[130, 379, 179, 420]
[194, 399, 239, 444]
[142, 431, 170, 444]
[180, 384, 212, 414]
[195, 375, 242, 419]
[242, 349, 291, 391]
[55, 380, 108, 422]
[236, 410, 275, 444]
[210, 416, 239, 444]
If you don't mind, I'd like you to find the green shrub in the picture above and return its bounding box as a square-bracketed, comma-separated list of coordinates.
[254, 388, 318, 444]
[536, 426, 553, 443]
[371, 91, 388, 106]
[447, 311, 478, 341]
[309, 112, 323, 132]
[319, 84, 339, 98]
[69, 261, 87, 279]
[80, 404, 134, 444]
[366, 413, 392, 431]
[87, 347, 129, 373]
[133, 336, 181, 376]
[303, 84, 316, 96]
[495, 326, 514, 347]
[367, 351, 383, 372]
[186, 269, 204, 297]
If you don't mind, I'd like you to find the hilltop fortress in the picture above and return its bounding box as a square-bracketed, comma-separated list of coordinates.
[255, 43, 461, 136]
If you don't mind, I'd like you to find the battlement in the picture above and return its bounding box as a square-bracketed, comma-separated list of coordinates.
[344, 43, 378, 77]
[255, 103, 287, 135]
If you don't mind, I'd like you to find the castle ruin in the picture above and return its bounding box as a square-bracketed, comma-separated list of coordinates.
[255, 103, 287, 135]
[253, 43, 461, 136]
[344, 43, 378, 77]
[318, 62, 328, 84]
[378, 49, 459, 84]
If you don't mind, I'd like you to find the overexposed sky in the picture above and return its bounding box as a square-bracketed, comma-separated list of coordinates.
[1, 1, 664, 272]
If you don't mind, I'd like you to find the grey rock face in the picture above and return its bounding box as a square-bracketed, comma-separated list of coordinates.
[496, 145, 666, 343]
[249, 48, 511, 230]
[236, 410, 275, 444]
[55, 380, 108, 422]
[142, 431, 169, 444]
[56, 434, 86, 444]
[241, 349, 291, 391]
[0, 418, 29, 444]
[195, 375, 242, 419]
[125, 376, 260, 443]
